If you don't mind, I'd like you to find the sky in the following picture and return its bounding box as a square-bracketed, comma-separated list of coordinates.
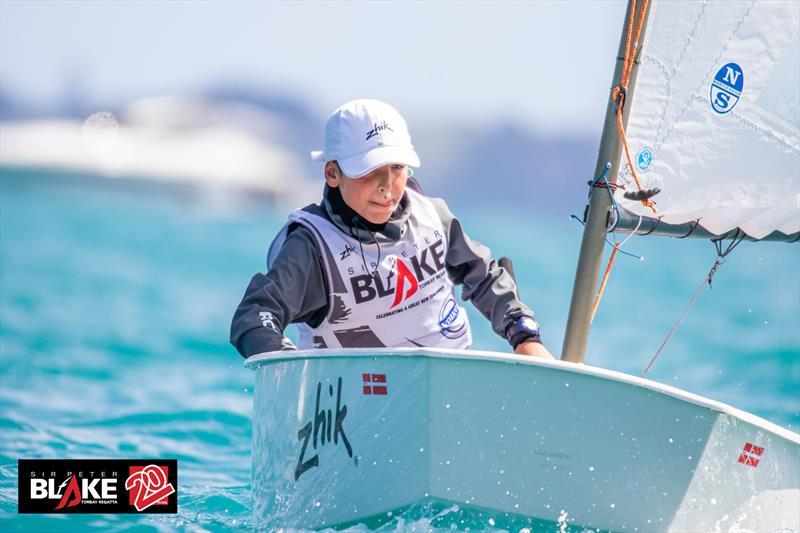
[0, 0, 627, 135]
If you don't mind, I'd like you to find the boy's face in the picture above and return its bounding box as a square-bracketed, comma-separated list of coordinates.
[325, 162, 409, 224]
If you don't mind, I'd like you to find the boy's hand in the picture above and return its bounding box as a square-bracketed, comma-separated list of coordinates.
[514, 341, 555, 359]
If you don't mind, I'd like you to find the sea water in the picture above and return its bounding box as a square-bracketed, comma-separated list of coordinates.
[1, 167, 798, 532]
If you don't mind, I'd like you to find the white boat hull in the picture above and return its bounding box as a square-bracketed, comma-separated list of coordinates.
[246, 348, 800, 531]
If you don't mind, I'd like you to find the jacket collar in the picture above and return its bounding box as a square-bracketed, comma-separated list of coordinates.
[321, 185, 410, 243]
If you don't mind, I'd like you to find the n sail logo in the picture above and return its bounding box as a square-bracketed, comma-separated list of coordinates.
[18, 459, 177, 514]
[710, 62, 744, 114]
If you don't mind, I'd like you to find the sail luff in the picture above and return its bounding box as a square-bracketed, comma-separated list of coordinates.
[561, 0, 653, 364]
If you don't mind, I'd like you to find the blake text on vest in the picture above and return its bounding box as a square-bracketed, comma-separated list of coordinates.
[350, 239, 445, 305]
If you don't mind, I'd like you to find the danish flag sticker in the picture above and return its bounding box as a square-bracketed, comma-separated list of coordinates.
[737, 442, 764, 468]
[362, 373, 388, 395]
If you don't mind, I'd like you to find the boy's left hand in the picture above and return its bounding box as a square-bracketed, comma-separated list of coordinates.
[514, 341, 555, 359]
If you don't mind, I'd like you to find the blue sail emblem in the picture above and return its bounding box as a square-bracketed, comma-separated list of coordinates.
[710, 63, 744, 114]
[636, 147, 654, 172]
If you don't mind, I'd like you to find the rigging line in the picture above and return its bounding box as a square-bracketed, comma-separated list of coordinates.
[590, 214, 644, 322]
[592, 247, 619, 323]
[621, 0, 637, 88]
[625, 0, 649, 87]
[612, 0, 655, 213]
[587, 168, 645, 322]
[715, 230, 746, 260]
[569, 215, 644, 260]
[617, 214, 643, 249]
[641, 264, 713, 377]
[642, 232, 745, 377]
[616, 108, 657, 212]
[577, 162, 645, 260]
[615, 0, 650, 97]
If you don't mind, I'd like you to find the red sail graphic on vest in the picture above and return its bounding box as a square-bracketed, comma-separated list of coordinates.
[55, 475, 81, 510]
[391, 259, 419, 308]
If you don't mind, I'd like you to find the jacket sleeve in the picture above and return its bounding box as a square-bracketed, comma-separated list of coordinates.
[229, 227, 329, 358]
[427, 197, 537, 343]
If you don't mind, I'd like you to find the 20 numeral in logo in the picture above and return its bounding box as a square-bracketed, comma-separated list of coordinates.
[125, 465, 175, 512]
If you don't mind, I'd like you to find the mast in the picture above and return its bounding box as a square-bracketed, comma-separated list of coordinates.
[561, 0, 653, 363]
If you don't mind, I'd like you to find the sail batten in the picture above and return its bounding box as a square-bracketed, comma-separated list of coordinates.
[616, 0, 800, 241]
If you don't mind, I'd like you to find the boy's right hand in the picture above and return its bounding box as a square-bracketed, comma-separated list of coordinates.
[514, 341, 555, 359]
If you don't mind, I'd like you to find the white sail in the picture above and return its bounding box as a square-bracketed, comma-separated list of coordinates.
[616, 0, 800, 240]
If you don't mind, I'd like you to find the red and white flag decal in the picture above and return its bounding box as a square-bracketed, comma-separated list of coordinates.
[362, 373, 388, 395]
[737, 442, 765, 468]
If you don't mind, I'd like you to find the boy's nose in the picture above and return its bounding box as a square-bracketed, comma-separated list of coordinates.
[377, 173, 392, 191]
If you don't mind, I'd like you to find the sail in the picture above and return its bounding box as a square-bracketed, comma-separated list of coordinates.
[615, 0, 800, 241]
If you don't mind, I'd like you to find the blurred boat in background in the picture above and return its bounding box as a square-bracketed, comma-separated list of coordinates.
[0, 96, 313, 201]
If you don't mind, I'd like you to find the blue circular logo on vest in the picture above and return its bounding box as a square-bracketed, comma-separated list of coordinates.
[710, 62, 744, 114]
[636, 147, 654, 172]
[438, 295, 466, 339]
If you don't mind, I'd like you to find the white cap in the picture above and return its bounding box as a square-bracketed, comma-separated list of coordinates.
[311, 99, 420, 178]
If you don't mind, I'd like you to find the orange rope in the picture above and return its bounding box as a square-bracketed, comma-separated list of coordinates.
[617, 0, 655, 211]
[617, 109, 657, 212]
[592, 0, 652, 321]
[613, 0, 654, 212]
[591, 246, 618, 322]
[621, 0, 637, 88]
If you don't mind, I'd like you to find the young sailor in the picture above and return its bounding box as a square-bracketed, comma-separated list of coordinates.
[230, 99, 553, 359]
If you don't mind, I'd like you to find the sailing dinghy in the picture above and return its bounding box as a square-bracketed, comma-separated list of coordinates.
[247, 1, 799, 530]
[247, 348, 798, 531]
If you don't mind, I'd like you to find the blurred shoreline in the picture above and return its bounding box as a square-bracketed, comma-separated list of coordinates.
[0, 88, 599, 214]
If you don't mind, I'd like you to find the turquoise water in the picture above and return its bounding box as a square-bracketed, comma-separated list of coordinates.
[1, 167, 798, 532]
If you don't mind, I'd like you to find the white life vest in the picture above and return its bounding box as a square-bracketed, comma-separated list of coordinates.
[270, 189, 472, 350]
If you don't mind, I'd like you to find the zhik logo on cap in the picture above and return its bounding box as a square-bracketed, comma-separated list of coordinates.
[365, 121, 394, 141]
[311, 99, 420, 178]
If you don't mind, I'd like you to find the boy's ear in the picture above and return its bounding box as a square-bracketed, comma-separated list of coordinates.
[324, 162, 340, 188]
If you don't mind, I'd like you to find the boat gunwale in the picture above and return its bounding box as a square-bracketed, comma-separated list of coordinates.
[244, 347, 800, 444]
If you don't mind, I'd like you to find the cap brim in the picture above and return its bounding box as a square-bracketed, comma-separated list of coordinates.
[310, 150, 326, 161]
[338, 146, 421, 178]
